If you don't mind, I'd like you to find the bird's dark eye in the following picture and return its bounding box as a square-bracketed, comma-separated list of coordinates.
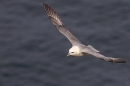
[71, 52, 74, 53]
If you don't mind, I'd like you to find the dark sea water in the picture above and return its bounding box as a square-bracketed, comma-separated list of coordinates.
[0, 0, 130, 86]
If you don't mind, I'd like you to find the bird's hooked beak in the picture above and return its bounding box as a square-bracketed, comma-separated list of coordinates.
[67, 53, 70, 57]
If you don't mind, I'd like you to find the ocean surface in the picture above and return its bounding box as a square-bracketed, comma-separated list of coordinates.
[0, 0, 130, 86]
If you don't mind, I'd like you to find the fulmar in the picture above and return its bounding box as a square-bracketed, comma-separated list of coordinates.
[43, 3, 126, 63]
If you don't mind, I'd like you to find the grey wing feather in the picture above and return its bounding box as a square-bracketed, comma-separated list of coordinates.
[82, 49, 126, 63]
[43, 3, 81, 45]
[87, 45, 99, 52]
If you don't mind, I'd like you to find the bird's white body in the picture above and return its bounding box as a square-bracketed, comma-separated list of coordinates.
[68, 46, 84, 56]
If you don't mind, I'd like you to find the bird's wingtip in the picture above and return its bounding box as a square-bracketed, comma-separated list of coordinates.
[43, 3, 47, 6]
[113, 58, 127, 63]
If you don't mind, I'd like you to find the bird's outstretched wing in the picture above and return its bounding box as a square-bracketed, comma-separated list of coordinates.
[82, 49, 126, 63]
[43, 3, 81, 45]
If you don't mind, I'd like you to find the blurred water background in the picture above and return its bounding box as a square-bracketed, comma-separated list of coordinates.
[0, 0, 130, 86]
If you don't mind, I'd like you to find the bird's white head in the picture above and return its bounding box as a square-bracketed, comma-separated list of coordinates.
[67, 46, 81, 57]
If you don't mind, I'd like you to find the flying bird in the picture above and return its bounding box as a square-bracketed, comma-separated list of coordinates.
[43, 3, 126, 63]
